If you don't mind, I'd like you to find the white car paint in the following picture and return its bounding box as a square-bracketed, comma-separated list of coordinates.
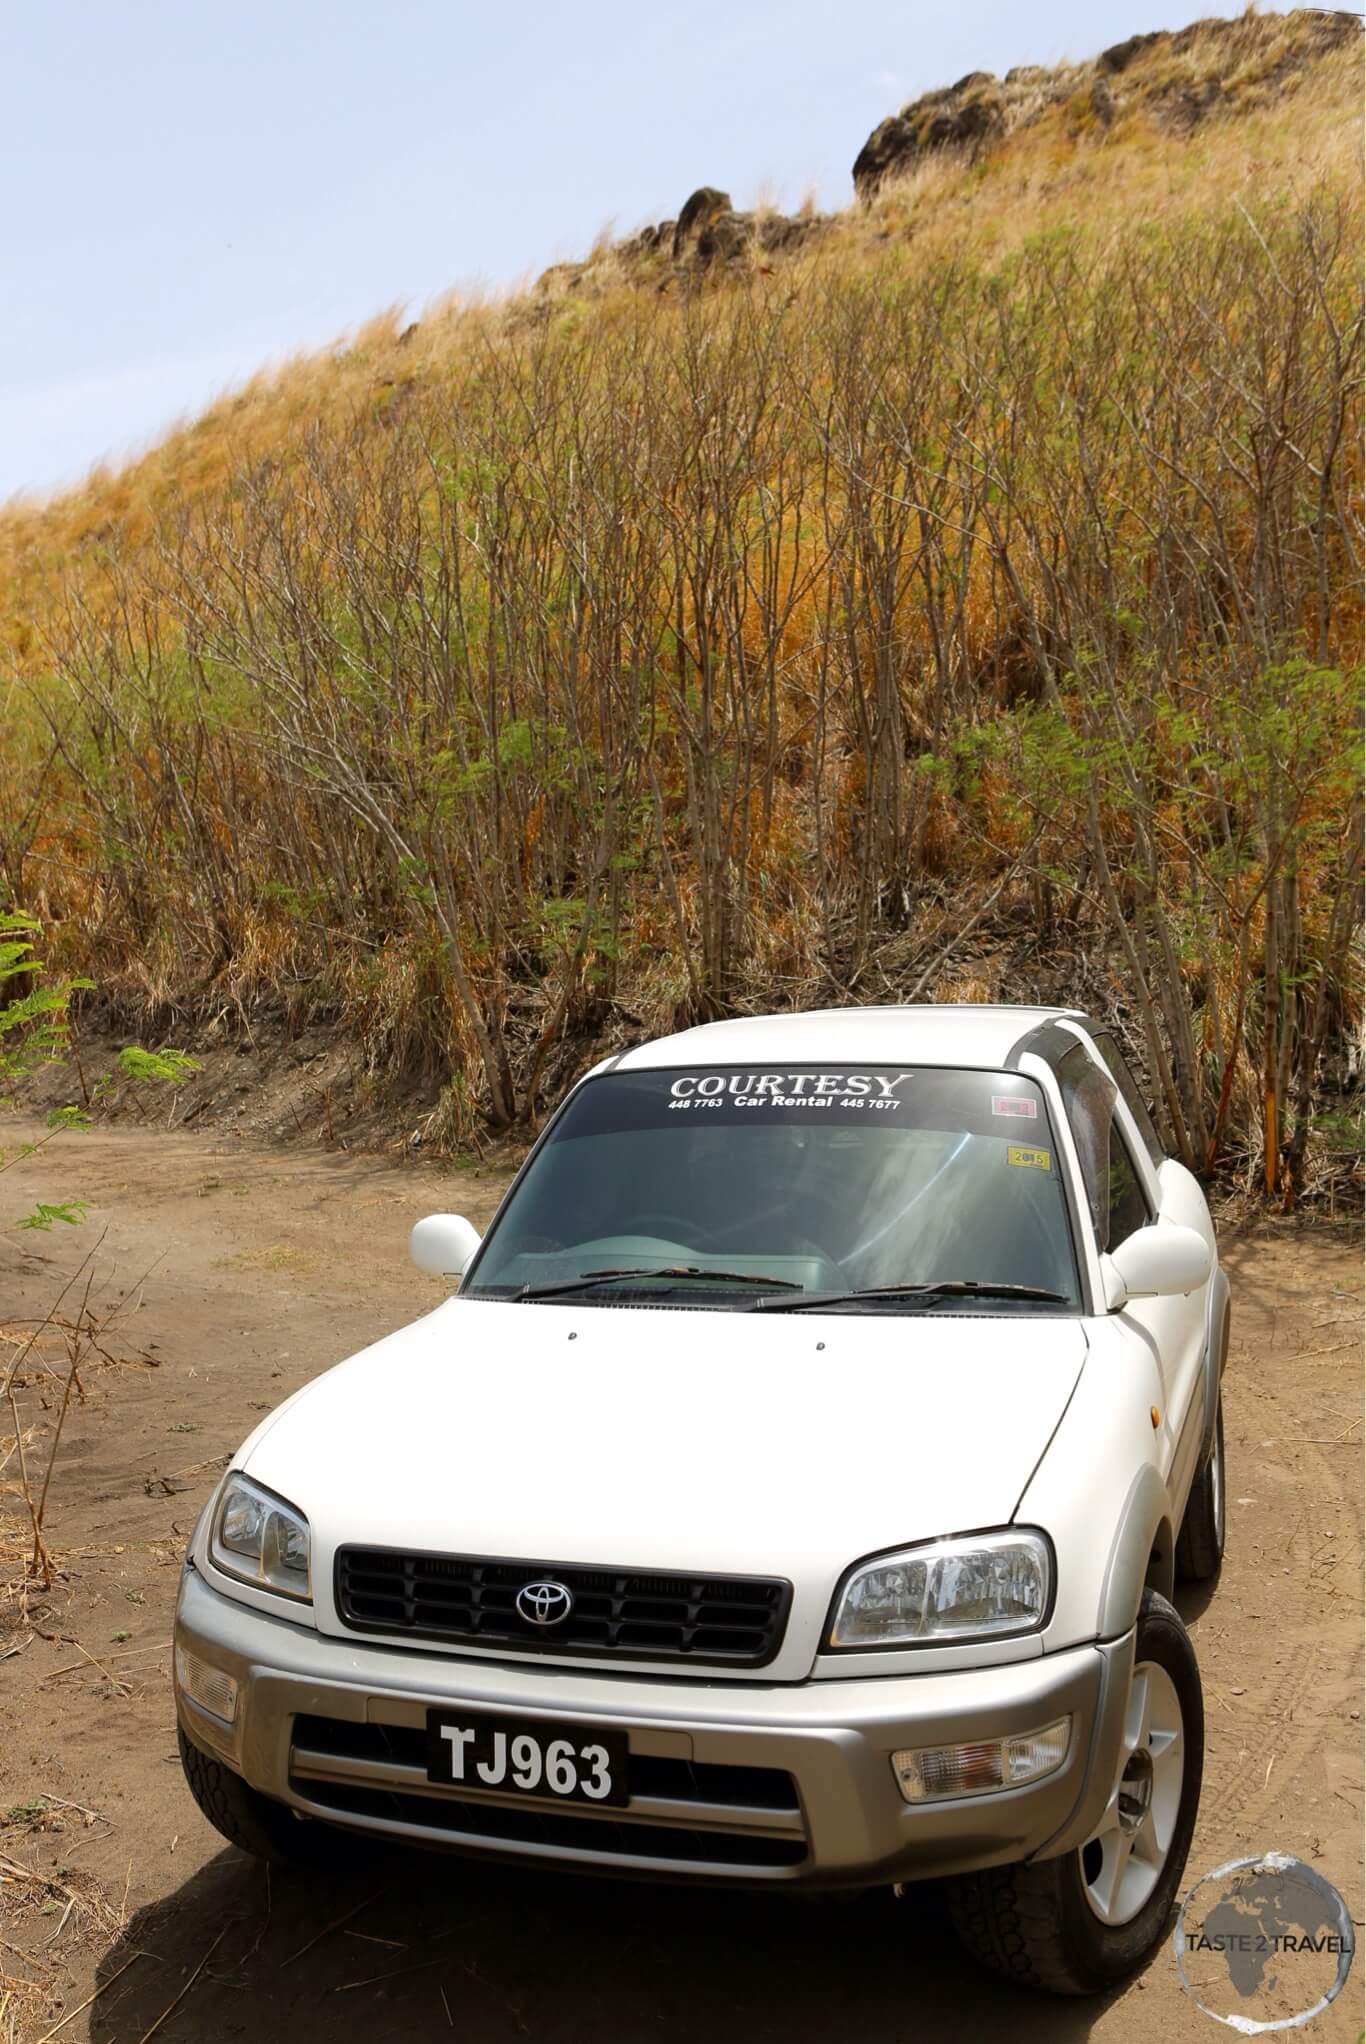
[205, 1005, 1220, 1684]
[239, 1302, 1090, 1683]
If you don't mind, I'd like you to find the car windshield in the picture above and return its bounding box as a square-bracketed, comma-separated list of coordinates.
[465, 1065, 1081, 1311]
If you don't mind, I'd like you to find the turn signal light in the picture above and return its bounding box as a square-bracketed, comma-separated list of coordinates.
[175, 1643, 239, 1724]
[891, 1717, 1070, 1803]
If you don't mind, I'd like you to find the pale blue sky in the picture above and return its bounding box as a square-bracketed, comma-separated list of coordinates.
[4, 0, 1253, 500]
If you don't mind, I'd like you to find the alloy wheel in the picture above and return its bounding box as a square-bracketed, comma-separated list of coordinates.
[1079, 1659, 1185, 1925]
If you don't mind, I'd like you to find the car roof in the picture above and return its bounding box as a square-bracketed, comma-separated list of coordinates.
[612, 1005, 1089, 1074]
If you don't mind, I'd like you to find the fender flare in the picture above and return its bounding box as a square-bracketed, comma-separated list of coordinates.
[1096, 1463, 1173, 1636]
[1200, 1264, 1231, 1468]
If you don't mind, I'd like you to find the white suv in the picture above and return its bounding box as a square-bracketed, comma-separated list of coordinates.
[174, 1005, 1228, 1995]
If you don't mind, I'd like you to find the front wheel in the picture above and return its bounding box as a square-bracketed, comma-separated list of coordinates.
[945, 1590, 1204, 1995]
[178, 1725, 378, 1869]
[1176, 1393, 1225, 1582]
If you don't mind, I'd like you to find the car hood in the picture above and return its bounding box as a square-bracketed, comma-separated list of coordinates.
[241, 1296, 1088, 1674]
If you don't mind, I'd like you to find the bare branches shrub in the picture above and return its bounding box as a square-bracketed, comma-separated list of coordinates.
[6, 186, 1361, 1191]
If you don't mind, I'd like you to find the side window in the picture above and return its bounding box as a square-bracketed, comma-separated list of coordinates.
[1105, 1115, 1152, 1250]
[1058, 1045, 1155, 1252]
[1056, 1044, 1116, 1245]
[1091, 1030, 1165, 1168]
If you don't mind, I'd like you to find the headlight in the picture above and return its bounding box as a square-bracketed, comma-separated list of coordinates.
[828, 1530, 1051, 1648]
[209, 1473, 312, 1602]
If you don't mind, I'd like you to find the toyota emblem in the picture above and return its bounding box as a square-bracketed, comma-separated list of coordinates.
[516, 1579, 574, 1627]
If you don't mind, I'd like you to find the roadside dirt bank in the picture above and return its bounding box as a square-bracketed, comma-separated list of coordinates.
[1, 1124, 1361, 2042]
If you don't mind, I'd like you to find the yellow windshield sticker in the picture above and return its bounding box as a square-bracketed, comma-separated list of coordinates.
[1007, 1144, 1051, 1171]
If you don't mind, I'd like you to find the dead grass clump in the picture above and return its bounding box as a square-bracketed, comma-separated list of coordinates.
[1, 1280, 160, 1606]
[0, 1850, 129, 2044]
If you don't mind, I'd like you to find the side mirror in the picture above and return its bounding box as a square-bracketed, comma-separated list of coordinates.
[1101, 1222, 1212, 1309]
[410, 1213, 482, 1280]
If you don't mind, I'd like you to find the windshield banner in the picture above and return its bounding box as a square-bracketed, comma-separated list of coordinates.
[668, 1071, 910, 1109]
[562, 1068, 1046, 1142]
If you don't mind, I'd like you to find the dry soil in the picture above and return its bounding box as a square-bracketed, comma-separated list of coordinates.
[1, 1123, 1361, 2043]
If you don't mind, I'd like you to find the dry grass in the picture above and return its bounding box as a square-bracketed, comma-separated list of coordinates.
[2, 11, 1357, 611]
[0, 1845, 132, 2044]
[1, 1292, 161, 1615]
[856, 24, 1361, 256]
[0, 9, 1360, 1197]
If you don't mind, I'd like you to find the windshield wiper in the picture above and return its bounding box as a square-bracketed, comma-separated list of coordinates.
[755, 1279, 1071, 1314]
[515, 1265, 804, 1301]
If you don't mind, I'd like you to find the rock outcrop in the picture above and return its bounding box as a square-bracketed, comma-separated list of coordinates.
[853, 10, 1363, 197]
[671, 186, 733, 260]
[853, 73, 1006, 195]
[530, 11, 1362, 302]
[534, 187, 823, 302]
[667, 187, 823, 270]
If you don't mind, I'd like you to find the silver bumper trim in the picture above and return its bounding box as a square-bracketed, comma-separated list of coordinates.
[175, 1563, 1135, 1887]
[289, 1741, 806, 1840]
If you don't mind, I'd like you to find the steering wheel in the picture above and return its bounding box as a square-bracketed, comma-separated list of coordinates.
[626, 1211, 712, 1250]
[705, 1207, 844, 1270]
[977, 1189, 1067, 1292]
[1019, 1196, 1067, 1288]
[677, 1211, 848, 1287]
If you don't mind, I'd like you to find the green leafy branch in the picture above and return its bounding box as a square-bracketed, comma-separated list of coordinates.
[2, 909, 201, 1227]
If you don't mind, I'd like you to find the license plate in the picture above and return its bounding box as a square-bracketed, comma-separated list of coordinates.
[425, 1708, 630, 1807]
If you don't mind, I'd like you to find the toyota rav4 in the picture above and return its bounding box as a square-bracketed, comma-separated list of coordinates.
[174, 1004, 1228, 1995]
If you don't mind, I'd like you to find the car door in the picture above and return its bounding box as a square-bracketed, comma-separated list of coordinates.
[1056, 1040, 1208, 1504]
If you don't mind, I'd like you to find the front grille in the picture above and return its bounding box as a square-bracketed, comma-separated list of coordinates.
[288, 1713, 808, 1872]
[293, 1715, 801, 1812]
[335, 1548, 791, 1667]
[292, 1773, 807, 1869]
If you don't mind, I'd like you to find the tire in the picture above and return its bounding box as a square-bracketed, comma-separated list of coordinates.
[1176, 1393, 1225, 1582]
[945, 1590, 1204, 1996]
[177, 1724, 378, 1869]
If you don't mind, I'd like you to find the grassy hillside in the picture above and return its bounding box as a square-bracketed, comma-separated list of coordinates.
[1, 10, 1361, 1199]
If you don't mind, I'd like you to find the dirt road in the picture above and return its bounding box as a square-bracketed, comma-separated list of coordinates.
[2, 1125, 1361, 2042]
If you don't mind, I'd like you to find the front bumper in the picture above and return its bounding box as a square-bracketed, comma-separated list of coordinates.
[175, 1565, 1135, 1888]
